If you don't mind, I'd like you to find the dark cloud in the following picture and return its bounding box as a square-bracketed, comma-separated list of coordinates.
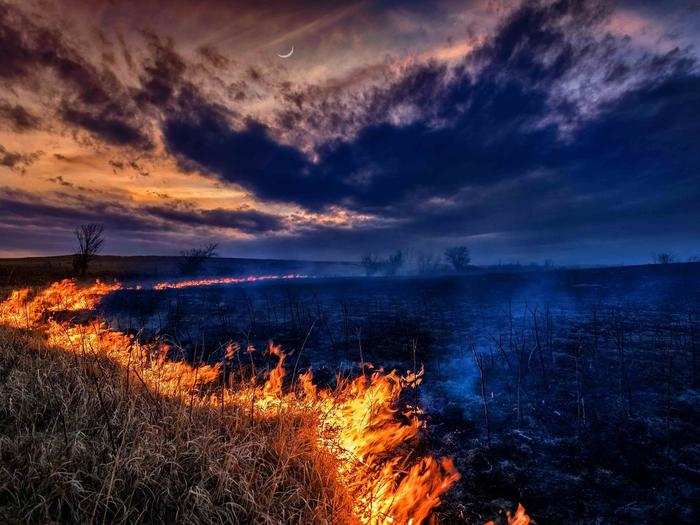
[165, 116, 335, 207]
[0, 100, 40, 131]
[60, 106, 152, 148]
[135, 33, 187, 109]
[0, 1, 151, 148]
[0, 186, 286, 253]
[0, 188, 150, 232]
[160, 0, 699, 261]
[473, 0, 609, 83]
[160, 1, 602, 209]
[48, 175, 74, 188]
[144, 204, 285, 235]
[0, 145, 41, 173]
[568, 71, 700, 185]
[197, 45, 230, 69]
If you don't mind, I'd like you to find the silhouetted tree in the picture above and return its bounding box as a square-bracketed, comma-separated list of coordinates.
[444, 245, 471, 272]
[416, 252, 442, 275]
[652, 252, 675, 264]
[73, 223, 104, 277]
[384, 250, 404, 276]
[360, 253, 381, 276]
[179, 243, 218, 275]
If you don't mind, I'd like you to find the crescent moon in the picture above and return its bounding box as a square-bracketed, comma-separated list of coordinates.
[277, 45, 294, 58]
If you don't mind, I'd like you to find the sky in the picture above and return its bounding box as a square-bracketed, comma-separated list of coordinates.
[0, 0, 698, 264]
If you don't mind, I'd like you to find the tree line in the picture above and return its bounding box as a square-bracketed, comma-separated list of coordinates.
[360, 245, 472, 276]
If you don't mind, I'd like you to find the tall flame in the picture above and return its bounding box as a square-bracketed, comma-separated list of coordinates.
[0, 279, 461, 524]
[263, 342, 286, 396]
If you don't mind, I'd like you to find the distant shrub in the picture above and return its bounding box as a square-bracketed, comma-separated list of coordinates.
[444, 246, 471, 273]
[652, 252, 675, 264]
[361, 251, 405, 276]
[384, 251, 404, 276]
[179, 243, 218, 275]
[360, 253, 381, 276]
[417, 252, 442, 275]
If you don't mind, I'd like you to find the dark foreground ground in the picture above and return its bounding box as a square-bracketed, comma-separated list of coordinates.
[3, 259, 699, 523]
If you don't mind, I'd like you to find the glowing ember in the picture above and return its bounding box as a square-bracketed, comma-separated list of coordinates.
[485, 503, 531, 525]
[152, 273, 307, 290]
[0, 279, 461, 524]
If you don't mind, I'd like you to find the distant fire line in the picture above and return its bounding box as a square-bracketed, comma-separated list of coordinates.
[152, 273, 308, 290]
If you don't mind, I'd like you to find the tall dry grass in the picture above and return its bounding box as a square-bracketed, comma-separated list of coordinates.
[0, 326, 351, 524]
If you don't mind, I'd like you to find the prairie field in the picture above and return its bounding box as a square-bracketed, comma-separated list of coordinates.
[1, 261, 698, 524]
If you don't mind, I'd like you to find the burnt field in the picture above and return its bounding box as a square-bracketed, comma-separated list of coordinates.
[100, 263, 700, 524]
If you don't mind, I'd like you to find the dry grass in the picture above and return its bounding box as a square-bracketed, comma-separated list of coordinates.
[0, 326, 351, 524]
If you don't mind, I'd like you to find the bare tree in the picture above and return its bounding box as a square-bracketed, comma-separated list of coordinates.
[179, 243, 219, 275]
[652, 252, 675, 264]
[384, 250, 404, 276]
[416, 252, 442, 275]
[360, 253, 381, 276]
[444, 245, 471, 273]
[73, 223, 104, 277]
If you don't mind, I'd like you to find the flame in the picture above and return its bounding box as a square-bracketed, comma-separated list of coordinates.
[506, 504, 531, 525]
[152, 273, 307, 290]
[263, 342, 285, 397]
[0, 279, 460, 524]
[484, 503, 531, 525]
[0, 279, 119, 326]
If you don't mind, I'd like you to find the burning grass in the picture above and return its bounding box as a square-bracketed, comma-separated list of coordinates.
[0, 326, 346, 523]
[0, 279, 464, 524]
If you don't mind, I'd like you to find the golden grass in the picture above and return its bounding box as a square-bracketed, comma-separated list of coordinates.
[0, 326, 352, 524]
